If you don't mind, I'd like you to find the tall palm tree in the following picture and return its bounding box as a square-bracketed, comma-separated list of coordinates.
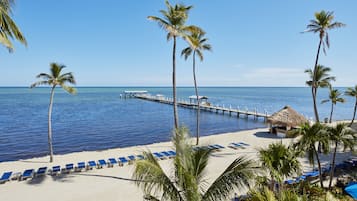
[321, 87, 345, 123]
[258, 142, 301, 191]
[181, 31, 211, 145]
[326, 123, 356, 189]
[132, 127, 258, 201]
[148, 0, 199, 129]
[294, 123, 329, 188]
[0, 0, 27, 52]
[305, 65, 335, 122]
[345, 85, 357, 126]
[31, 63, 76, 162]
[304, 10, 345, 123]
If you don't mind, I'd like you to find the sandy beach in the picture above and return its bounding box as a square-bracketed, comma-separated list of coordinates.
[0, 127, 353, 201]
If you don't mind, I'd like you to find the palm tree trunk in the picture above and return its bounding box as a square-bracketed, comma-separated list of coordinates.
[192, 51, 200, 145]
[329, 142, 338, 189]
[329, 103, 334, 123]
[48, 86, 56, 162]
[350, 100, 357, 126]
[314, 148, 324, 188]
[312, 39, 323, 123]
[172, 36, 179, 129]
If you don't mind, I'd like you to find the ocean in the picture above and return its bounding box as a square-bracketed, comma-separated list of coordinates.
[0, 87, 354, 162]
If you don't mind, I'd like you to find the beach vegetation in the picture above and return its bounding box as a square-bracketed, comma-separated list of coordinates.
[321, 87, 345, 123]
[303, 10, 345, 123]
[0, 0, 27, 52]
[326, 123, 356, 189]
[294, 123, 329, 188]
[148, 0, 201, 129]
[132, 126, 259, 201]
[258, 142, 302, 192]
[30, 63, 76, 162]
[345, 85, 357, 126]
[305, 65, 336, 122]
[181, 30, 212, 145]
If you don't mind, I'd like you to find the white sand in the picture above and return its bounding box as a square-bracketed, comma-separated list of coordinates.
[0, 128, 352, 201]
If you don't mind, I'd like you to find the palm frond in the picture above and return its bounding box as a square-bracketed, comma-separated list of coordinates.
[202, 156, 258, 201]
[30, 80, 50, 88]
[60, 84, 76, 95]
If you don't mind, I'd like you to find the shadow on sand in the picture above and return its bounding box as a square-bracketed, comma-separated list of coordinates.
[254, 131, 283, 139]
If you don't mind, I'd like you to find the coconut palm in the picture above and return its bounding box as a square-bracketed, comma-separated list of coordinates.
[294, 123, 329, 188]
[321, 87, 345, 123]
[132, 126, 258, 201]
[0, 0, 27, 52]
[345, 85, 357, 126]
[258, 142, 301, 191]
[305, 65, 335, 122]
[326, 123, 356, 189]
[148, 0, 200, 129]
[304, 10, 345, 122]
[31, 63, 76, 162]
[181, 30, 211, 145]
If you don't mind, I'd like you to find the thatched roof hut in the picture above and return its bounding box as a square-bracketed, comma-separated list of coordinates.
[267, 105, 307, 134]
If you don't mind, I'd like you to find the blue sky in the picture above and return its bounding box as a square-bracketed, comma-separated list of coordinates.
[0, 0, 356, 86]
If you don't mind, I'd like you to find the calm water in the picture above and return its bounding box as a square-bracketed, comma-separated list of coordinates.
[0, 87, 354, 162]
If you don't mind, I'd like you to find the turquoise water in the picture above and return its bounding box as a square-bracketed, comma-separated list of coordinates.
[0, 87, 354, 162]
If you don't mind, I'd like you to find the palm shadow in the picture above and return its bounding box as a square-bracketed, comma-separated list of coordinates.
[254, 131, 282, 139]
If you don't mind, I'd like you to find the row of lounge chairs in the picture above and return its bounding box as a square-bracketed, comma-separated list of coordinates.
[0, 142, 249, 184]
[228, 142, 250, 149]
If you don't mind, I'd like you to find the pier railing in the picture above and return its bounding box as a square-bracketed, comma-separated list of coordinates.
[134, 94, 270, 121]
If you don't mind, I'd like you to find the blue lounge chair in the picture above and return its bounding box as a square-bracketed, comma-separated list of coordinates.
[108, 158, 118, 167]
[98, 159, 107, 168]
[128, 155, 136, 161]
[63, 164, 74, 173]
[51, 166, 61, 175]
[87, 161, 97, 170]
[228, 143, 245, 150]
[153, 152, 166, 160]
[118, 157, 129, 166]
[136, 155, 145, 160]
[0, 172, 12, 184]
[167, 151, 176, 157]
[36, 167, 47, 176]
[21, 169, 35, 180]
[161, 151, 172, 158]
[75, 162, 86, 172]
[213, 144, 225, 149]
[238, 142, 250, 146]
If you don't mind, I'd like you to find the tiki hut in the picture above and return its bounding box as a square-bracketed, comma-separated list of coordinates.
[267, 105, 308, 135]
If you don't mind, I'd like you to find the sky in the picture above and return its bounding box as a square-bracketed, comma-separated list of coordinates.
[0, 0, 356, 87]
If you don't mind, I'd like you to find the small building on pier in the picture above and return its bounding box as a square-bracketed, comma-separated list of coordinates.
[121, 90, 148, 98]
[189, 95, 210, 106]
[267, 105, 307, 137]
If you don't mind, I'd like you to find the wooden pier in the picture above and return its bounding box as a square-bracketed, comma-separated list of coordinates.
[135, 94, 270, 121]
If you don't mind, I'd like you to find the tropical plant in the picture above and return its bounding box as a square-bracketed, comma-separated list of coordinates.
[0, 0, 27, 52]
[132, 126, 259, 201]
[294, 123, 329, 188]
[148, 0, 200, 129]
[321, 87, 345, 123]
[305, 65, 335, 122]
[345, 85, 357, 126]
[31, 63, 76, 162]
[181, 30, 211, 145]
[258, 142, 301, 191]
[326, 123, 356, 189]
[303, 10, 345, 123]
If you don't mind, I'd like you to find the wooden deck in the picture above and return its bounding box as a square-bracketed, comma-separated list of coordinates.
[135, 94, 270, 121]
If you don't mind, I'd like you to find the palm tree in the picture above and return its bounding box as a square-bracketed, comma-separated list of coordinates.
[305, 65, 335, 122]
[345, 85, 357, 126]
[304, 10, 345, 123]
[321, 87, 345, 123]
[181, 31, 211, 145]
[31, 63, 76, 162]
[258, 142, 301, 191]
[148, 0, 199, 129]
[132, 127, 259, 201]
[0, 0, 27, 52]
[326, 123, 356, 189]
[294, 123, 329, 188]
